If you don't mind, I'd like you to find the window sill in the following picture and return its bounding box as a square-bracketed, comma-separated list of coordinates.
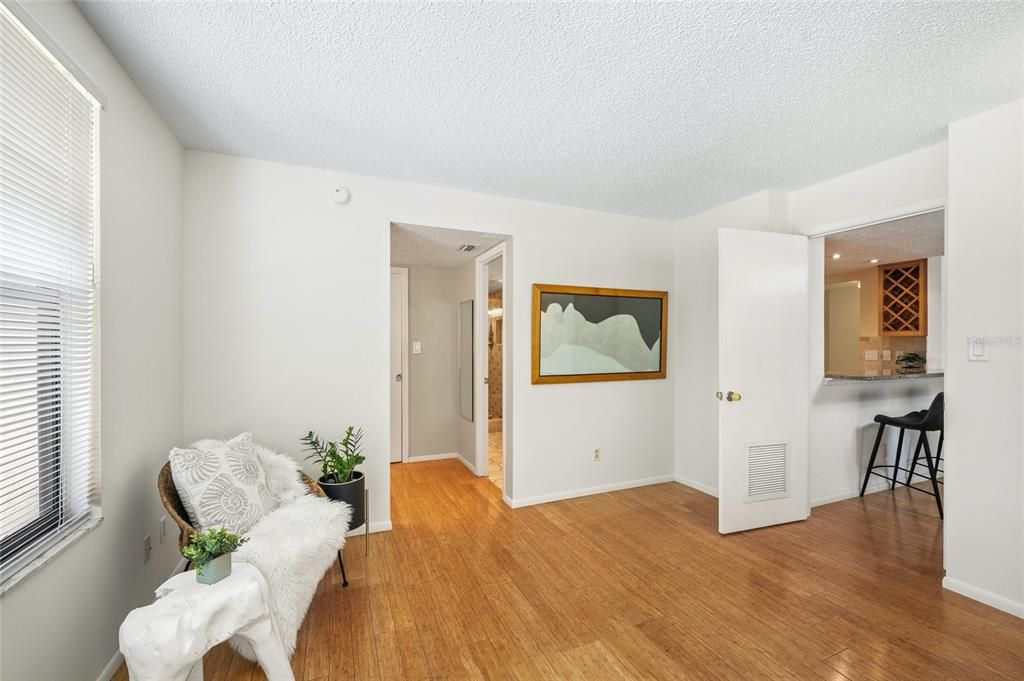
[0, 510, 103, 595]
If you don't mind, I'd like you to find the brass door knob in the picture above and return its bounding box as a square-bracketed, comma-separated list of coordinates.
[726, 391, 742, 402]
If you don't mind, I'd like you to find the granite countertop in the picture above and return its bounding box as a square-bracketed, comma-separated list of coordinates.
[824, 371, 944, 382]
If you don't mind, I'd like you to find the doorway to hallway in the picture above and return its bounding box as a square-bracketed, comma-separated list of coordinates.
[387, 223, 512, 500]
[485, 254, 504, 490]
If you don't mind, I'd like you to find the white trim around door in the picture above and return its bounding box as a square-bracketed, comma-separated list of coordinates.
[474, 242, 509, 495]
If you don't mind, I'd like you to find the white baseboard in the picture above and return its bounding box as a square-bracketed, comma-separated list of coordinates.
[809, 475, 939, 508]
[406, 452, 458, 462]
[674, 476, 719, 498]
[943, 576, 1024, 619]
[506, 474, 675, 509]
[455, 453, 479, 474]
[346, 520, 392, 537]
[811, 479, 890, 507]
[96, 651, 124, 681]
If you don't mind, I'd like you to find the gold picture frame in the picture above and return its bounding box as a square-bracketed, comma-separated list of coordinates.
[532, 283, 668, 384]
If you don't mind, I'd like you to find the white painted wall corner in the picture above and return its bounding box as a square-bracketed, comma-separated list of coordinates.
[674, 476, 719, 498]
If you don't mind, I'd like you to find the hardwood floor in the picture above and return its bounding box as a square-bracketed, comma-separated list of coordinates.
[119, 460, 1024, 680]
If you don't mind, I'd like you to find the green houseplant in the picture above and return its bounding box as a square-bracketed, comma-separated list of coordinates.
[302, 427, 367, 528]
[181, 527, 248, 585]
[895, 351, 926, 374]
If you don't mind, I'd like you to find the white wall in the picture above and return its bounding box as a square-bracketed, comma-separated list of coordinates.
[789, 143, 948, 233]
[405, 267, 459, 457]
[673, 190, 788, 494]
[0, 3, 184, 680]
[183, 151, 676, 520]
[790, 143, 948, 505]
[943, 99, 1023, 616]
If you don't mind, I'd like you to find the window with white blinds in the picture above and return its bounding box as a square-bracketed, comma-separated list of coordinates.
[0, 3, 101, 586]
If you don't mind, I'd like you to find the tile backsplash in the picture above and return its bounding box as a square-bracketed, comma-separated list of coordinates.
[857, 336, 927, 376]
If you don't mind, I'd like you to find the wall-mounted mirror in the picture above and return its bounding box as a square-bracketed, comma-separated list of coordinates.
[459, 299, 474, 421]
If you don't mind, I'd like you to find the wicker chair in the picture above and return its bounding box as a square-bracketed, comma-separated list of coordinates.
[157, 462, 349, 586]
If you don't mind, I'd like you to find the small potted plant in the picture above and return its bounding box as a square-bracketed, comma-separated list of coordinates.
[302, 427, 366, 529]
[895, 351, 926, 374]
[182, 527, 248, 585]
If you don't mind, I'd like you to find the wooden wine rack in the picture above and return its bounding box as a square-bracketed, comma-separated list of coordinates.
[879, 259, 927, 336]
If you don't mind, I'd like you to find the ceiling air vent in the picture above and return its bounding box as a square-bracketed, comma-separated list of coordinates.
[745, 441, 789, 503]
[456, 244, 477, 253]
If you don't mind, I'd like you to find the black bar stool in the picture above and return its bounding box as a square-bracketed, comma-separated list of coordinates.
[859, 392, 944, 518]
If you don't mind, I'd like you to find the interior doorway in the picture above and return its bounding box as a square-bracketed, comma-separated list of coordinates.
[473, 242, 508, 493]
[485, 255, 504, 489]
[388, 223, 511, 497]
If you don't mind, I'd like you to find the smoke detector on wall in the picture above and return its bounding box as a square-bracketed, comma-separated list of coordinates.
[330, 185, 351, 205]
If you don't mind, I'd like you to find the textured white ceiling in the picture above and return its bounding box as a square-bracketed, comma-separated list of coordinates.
[825, 210, 944, 275]
[77, 2, 1024, 219]
[390, 222, 506, 269]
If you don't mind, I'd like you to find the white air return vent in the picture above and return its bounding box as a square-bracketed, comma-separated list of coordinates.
[745, 440, 789, 503]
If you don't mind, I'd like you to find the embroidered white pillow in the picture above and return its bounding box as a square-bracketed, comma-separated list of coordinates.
[169, 432, 275, 534]
[189, 438, 309, 506]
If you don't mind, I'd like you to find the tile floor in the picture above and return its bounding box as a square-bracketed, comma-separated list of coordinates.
[487, 418, 502, 490]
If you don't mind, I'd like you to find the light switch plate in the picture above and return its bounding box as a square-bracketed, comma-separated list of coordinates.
[412, 341, 422, 355]
[967, 337, 989, 362]
[865, 350, 879, 361]
[882, 350, 891, 361]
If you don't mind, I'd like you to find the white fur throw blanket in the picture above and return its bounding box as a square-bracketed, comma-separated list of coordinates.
[190, 439, 352, 661]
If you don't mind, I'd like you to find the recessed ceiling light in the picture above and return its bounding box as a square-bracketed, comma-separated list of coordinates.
[832, 253, 841, 260]
[870, 258, 879, 264]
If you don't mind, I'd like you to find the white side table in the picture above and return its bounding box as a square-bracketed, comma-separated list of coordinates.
[119, 562, 293, 681]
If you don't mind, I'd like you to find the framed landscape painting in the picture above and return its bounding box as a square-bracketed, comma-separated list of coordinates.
[532, 284, 668, 384]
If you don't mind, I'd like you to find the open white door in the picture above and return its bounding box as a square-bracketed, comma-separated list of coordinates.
[718, 228, 809, 534]
[390, 268, 408, 463]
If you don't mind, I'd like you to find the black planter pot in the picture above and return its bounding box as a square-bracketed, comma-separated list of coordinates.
[319, 471, 366, 529]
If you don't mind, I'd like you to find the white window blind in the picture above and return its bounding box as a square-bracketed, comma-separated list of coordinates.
[0, 3, 101, 586]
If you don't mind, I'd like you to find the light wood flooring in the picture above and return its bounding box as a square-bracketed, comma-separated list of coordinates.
[119, 460, 1024, 680]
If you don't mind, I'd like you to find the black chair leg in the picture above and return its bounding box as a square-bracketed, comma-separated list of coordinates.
[935, 430, 944, 470]
[861, 424, 885, 496]
[338, 550, 349, 588]
[921, 435, 943, 519]
[891, 428, 906, 490]
[907, 435, 925, 486]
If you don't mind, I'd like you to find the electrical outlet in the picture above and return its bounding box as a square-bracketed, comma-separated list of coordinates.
[159, 516, 167, 544]
[143, 534, 152, 564]
[593, 448, 601, 462]
[882, 350, 891, 361]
